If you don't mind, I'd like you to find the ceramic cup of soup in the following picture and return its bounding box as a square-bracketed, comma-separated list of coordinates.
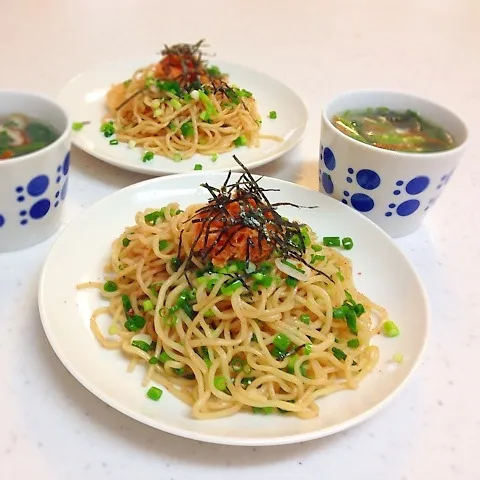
[319, 90, 468, 237]
[0, 90, 71, 252]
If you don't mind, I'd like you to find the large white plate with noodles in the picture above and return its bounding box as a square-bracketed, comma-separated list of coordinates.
[38, 173, 429, 446]
[56, 58, 308, 175]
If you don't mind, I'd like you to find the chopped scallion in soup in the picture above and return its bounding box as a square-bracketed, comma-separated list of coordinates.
[0, 114, 58, 160]
[331, 107, 455, 153]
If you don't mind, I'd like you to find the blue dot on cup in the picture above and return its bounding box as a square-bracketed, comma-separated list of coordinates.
[16, 186, 23, 193]
[323, 148, 336, 171]
[343, 191, 350, 197]
[385, 212, 392, 217]
[350, 193, 375, 212]
[322, 172, 334, 194]
[20, 219, 28, 226]
[396, 199, 420, 217]
[63, 152, 70, 176]
[17, 196, 25, 202]
[27, 175, 49, 197]
[346, 177, 353, 184]
[356, 169, 381, 190]
[0, 215, 5, 227]
[393, 190, 401, 196]
[29, 199, 51, 219]
[20, 210, 27, 216]
[396, 180, 404, 186]
[405, 176, 430, 195]
[348, 168, 354, 174]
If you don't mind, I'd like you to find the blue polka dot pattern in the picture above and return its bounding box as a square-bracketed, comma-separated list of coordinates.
[16, 186, 23, 193]
[322, 172, 334, 194]
[396, 200, 420, 216]
[405, 176, 430, 195]
[350, 193, 375, 212]
[30, 199, 51, 219]
[323, 148, 336, 171]
[27, 175, 49, 197]
[0, 215, 4, 227]
[63, 152, 70, 175]
[356, 169, 381, 190]
[393, 190, 401, 195]
[348, 168, 354, 174]
[396, 180, 404, 186]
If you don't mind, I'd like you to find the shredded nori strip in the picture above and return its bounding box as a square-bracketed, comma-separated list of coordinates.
[181, 155, 332, 284]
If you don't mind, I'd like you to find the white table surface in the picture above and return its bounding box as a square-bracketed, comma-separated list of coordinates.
[1, 1, 478, 478]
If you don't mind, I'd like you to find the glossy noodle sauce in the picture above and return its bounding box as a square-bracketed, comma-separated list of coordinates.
[331, 107, 455, 153]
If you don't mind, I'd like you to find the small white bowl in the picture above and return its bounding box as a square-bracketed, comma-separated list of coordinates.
[0, 91, 71, 252]
[320, 90, 468, 237]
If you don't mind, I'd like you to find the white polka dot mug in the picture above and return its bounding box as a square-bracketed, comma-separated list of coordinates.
[0, 91, 70, 252]
[320, 90, 468, 237]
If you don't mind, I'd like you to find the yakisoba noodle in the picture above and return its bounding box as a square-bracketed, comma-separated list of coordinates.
[104, 40, 281, 160]
[79, 163, 388, 419]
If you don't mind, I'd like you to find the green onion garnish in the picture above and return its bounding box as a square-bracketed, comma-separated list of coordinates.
[132, 339, 152, 352]
[122, 237, 131, 247]
[171, 257, 182, 271]
[285, 277, 298, 288]
[230, 357, 245, 372]
[253, 406, 274, 414]
[204, 309, 215, 318]
[299, 314, 311, 324]
[158, 239, 169, 251]
[323, 236, 341, 247]
[146, 386, 163, 401]
[337, 271, 345, 281]
[345, 309, 358, 334]
[103, 280, 117, 292]
[159, 307, 178, 327]
[158, 351, 172, 364]
[109, 139, 119, 145]
[170, 98, 182, 110]
[144, 209, 165, 225]
[347, 338, 360, 349]
[354, 303, 365, 316]
[142, 151, 154, 162]
[194, 164, 203, 170]
[149, 356, 159, 364]
[211, 153, 219, 162]
[173, 153, 182, 162]
[393, 353, 403, 363]
[142, 299, 154, 312]
[273, 333, 291, 351]
[121, 294, 132, 313]
[124, 315, 145, 332]
[311, 244, 322, 252]
[100, 121, 115, 137]
[304, 343, 312, 355]
[342, 237, 354, 250]
[214, 375, 227, 391]
[234, 135, 247, 147]
[72, 121, 88, 131]
[268, 111, 277, 119]
[180, 121, 194, 137]
[332, 347, 347, 361]
[332, 305, 348, 318]
[220, 279, 243, 296]
[383, 320, 400, 337]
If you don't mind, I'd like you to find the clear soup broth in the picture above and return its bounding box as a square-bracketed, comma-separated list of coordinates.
[0, 114, 58, 160]
[331, 107, 455, 153]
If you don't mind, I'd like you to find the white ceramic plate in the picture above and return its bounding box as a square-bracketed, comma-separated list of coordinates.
[56, 58, 308, 175]
[38, 174, 429, 446]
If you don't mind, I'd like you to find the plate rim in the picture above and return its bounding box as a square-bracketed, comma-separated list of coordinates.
[56, 58, 309, 176]
[38, 173, 430, 446]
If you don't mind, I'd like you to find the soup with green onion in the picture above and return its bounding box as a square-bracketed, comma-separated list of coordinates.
[331, 107, 455, 153]
[0, 114, 58, 160]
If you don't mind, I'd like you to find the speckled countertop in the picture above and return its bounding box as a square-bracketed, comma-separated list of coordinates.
[1, 1, 479, 478]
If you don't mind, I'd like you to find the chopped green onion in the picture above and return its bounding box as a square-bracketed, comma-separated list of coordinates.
[273, 333, 291, 351]
[311, 244, 323, 252]
[256, 275, 273, 288]
[241, 377, 254, 388]
[132, 339, 152, 352]
[204, 309, 215, 318]
[211, 153, 218, 162]
[323, 236, 341, 247]
[194, 164, 203, 170]
[253, 406, 274, 415]
[384, 320, 400, 337]
[287, 354, 298, 374]
[281, 258, 305, 273]
[142, 299, 154, 312]
[122, 237, 131, 247]
[109, 139, 119, 145]
[337, 271, 345, 281]
[342, 237, 354, 250]
[214, 375, 227, 391]
[300, 362, 309, 377]
[181, 121, 194, 137]
[158, 239, 169, 251]
[230, 357, 245, 372]
[347, 338, 360, 349]
[300, 314, 311, 324]
[332, 347, 347, 361]
[159, 307, 178, 327]
[271, 346, 287, 360]
[345, 309, 358, 334]
[258, 262, 273, 273]
[173, 153, 182, 162]
[108, 324, 117, 335]
[144, 209, 165, 225]
[124, 315, 145, 332]
[158, 351, 172, 364]
[304, 343, 312, 355]
[142, 151, 154, 162]
[354, 303, 365, 316]
[268, 111, 277, 119]
[121, 294, 132, 313]
[149, 356, 159, 364]
[169, 98, 182, 110]
[103, 280, 117, 292]
[72, 121, 87, 131]
[311, 254, 325, 264]
[146, 386, 163, 401]
[344, 290, 354, 302]
[220, 279, 243, 296]
[234, 135, 247, 147]
[100, 121, 115, 137]
[151, 99, 160, 109]
[123, 79, 132, 87]
[285, 277, 298, 288]
[300, 226, 311, 246]
[174, 368, 185, 376]
[333, 305, 348, 318]
[393, 353, 404, 363]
